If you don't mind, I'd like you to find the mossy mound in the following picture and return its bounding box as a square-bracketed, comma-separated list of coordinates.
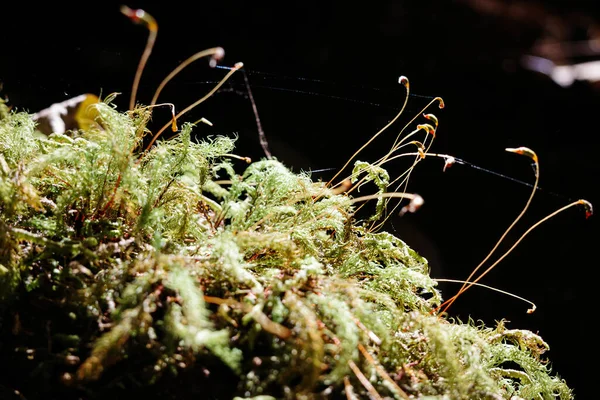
[0, 98, 571, 399]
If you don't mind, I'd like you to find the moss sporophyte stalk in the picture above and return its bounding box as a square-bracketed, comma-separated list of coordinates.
[0, 6, 592, 400]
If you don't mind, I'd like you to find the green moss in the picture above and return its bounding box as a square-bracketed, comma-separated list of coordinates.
[0, 95, 573, 400]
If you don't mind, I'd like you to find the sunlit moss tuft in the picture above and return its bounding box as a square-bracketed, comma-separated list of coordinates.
[0, 97, 572, 399]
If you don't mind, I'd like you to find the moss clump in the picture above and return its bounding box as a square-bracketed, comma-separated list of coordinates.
[0, 96, 572, 399]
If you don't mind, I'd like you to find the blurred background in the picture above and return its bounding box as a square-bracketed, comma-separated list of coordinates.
[2, 1, 598, 397]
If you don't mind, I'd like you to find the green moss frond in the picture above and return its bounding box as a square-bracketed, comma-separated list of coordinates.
[165, 268, 242, 371]
[351, 161, 390, 221]
[0, 107, 39, 166]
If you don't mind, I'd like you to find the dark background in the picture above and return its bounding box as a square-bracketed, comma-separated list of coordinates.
[2, 1, 597, 398]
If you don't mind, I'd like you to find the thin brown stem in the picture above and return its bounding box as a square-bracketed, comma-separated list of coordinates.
[357, 344, 410, 399]
[434, 278, 537, 313]
[144, 63, 243, 152]
[326, 76, 410, 189]
[120, 6, 158, 110]
[437, 199, 591, 314]
[348, 360, 383, 400]
[441, 147, 539, 313]
[150, 47, 224, 106]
